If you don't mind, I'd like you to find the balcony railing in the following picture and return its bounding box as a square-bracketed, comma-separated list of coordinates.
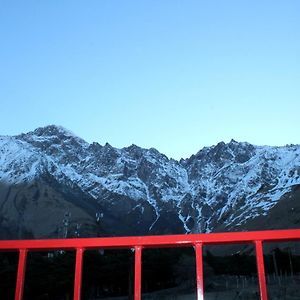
[1, 229, 300, 300]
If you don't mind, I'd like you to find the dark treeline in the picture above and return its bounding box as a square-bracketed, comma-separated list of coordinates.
[1, 247, 300, 299]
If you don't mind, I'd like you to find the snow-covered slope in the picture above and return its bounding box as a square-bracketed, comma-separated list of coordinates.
[0, 125, 299, 239]
[181, 140, 300, 232]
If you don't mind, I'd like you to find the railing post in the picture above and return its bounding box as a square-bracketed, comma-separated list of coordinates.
[15, 249, 27, 300]
[195, 243, 204, 300]
[255, 240, 268, 300]
[134, 246, 142, 300]
[73, 247, 84, 300]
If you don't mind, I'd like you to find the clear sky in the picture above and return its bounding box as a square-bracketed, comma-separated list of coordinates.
[0, 1, 299, 159]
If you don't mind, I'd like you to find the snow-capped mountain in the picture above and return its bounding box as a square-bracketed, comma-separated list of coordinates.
[0, 125, 299, 239]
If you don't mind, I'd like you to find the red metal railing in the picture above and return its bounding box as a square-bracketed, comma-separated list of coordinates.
[1, 229, 300, 300]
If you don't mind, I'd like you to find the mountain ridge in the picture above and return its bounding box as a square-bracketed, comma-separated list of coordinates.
[0, 125, 299, 239]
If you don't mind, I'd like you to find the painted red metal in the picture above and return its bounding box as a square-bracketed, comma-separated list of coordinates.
[0, 229, 299, 300]
[73, 248, 84, 300]
[195, 243, 204, 300]
[255, 240, 268, 300]
[134, 246, 142, 300]
[14, 249, 27, 300]
[1, 229, 300, 251]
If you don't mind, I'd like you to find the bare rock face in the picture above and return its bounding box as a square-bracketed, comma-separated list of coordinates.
[0, 125, 300, 239]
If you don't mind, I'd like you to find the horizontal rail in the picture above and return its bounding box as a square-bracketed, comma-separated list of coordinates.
[1, 229, 300, 251]
[1, 229, 300, 300]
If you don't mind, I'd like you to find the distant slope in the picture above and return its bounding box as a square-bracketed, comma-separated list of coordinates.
[0, 125, 299, 239]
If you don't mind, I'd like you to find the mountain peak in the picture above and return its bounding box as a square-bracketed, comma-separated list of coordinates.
[18, 125, 88, 146]
[229, 139, 238, 144]
[31, 125, 78, 139]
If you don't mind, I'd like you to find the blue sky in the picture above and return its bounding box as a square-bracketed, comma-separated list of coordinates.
[0, 1, 299, 159]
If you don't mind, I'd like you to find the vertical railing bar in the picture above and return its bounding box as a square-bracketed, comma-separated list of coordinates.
[195, 243, 204, 300]
[255, 240, 268, 300]
[15, 248, 27, 300]
[134, 246, 142, 300]
[73, 247, 84, 300]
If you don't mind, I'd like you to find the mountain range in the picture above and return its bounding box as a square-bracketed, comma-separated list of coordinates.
[0, 125, 299, 239]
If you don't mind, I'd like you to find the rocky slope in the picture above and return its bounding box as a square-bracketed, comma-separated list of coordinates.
[0, 125, 299, 239]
